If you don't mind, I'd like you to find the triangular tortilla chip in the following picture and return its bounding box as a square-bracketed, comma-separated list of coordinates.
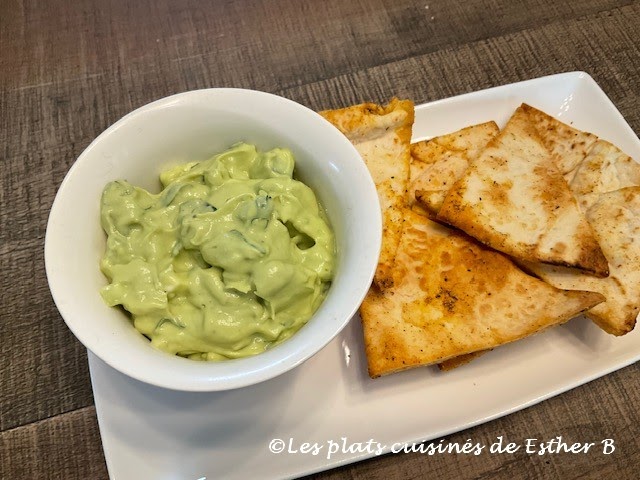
[410, 122, 499, 216]
[524, 187, 640, 335]
[320, 99, 414, 289]
[411, 145, 468, 216]
[569, 139, 640, 211]
[360, 209, 604, 377]
[429, 121, 501, 159]
[436, 105, 609, 277]
[522, 104, 598, 183]
[410, 141, 448, 183]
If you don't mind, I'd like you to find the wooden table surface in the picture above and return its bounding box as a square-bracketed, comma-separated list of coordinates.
[2, 0, 640, 478]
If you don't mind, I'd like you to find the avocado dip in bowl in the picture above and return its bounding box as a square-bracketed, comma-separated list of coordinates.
[45, 89, 381, 392]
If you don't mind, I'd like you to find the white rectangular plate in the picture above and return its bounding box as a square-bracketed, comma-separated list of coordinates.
[89, 72, 640, 480]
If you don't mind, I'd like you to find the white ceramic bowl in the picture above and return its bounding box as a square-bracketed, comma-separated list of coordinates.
[45, 89, 381, 391]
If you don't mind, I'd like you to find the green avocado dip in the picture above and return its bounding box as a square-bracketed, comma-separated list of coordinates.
[99, 143, 336, 360]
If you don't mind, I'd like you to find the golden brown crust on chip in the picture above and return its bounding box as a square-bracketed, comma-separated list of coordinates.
[521, 104, 598, 182]
[410, 144, 468, 216]
[525, 187, 640, 336]
[569, 139, 640, 212]
[320, 99, 414, 289]
[409, 122, 499, 217]
[320, 99, 414, 149]
[437, 350, 490, 371]
[430, 121, 500, 159]
[360, 209, 605, 378]
[436, 106, 609, 277]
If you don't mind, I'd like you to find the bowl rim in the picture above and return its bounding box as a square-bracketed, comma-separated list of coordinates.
[45, 88, 381, 391]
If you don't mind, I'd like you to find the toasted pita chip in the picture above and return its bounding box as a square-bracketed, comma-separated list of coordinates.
[436, 105, 609, 277]
[437, 350, 489, 371]
[321, 99, 414, 289]
[411, 147, 468, 216]
[522, 104, 598, 182]
[410, 122, 499, 216]
[524, 187, 640, 335]
[408, 142, 450, 216]
[360, 209, 604, 377]
[569, 139, 640, 211]
[430, 121, 501, 159]
[409, 141, 447, 182]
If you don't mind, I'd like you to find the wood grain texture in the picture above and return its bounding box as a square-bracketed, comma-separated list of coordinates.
[282, 2, 640, 127]
[1, 0, 640, 478]
[0, 407, 107, 480]
[1, 0, 631, 92]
